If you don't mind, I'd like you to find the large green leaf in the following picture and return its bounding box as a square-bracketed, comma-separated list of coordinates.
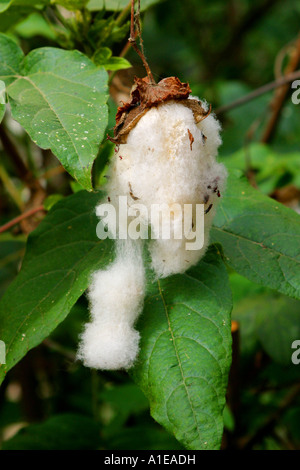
[132, 245, 232, 450]
[0, 34, 109, 190]
[0, 193, 232, 450]
[211, 171, 300, 300]
[0, 234, 26, 299]
[0, 190, 113, 385]
[0, 34, 23, 84]
[93, 47, 131, 71]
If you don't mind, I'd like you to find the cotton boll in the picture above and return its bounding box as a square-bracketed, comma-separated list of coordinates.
[77, 240, 145, 370]
[79, 96, 227, 370]
[106, 99, 226, 278]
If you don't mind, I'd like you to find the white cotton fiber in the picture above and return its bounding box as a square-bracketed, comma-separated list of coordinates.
[106, 99, 227, 277]
[78, 97, 227, 370]
[77, 240, 145, 370]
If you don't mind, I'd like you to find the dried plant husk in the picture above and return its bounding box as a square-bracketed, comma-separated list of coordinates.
[108, 76, 211, 144]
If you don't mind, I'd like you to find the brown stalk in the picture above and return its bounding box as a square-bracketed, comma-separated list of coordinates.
[215, 70, 300, 115]
[261, 35, 300, 143]
[129, 0, 155, 84]
[0, 206, 45, 234]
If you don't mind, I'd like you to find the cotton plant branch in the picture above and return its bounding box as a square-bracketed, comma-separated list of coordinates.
[0, 206, 45, 234]
[215, 70, 300, 115]
[128, 0, 155, 84]
[0, 161, 24, 211]
[261, 36, 300, 143]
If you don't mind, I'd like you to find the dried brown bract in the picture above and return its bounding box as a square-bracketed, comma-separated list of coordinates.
[107, 76, 211, 145]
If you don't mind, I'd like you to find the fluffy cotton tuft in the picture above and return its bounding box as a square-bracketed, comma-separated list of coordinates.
[77, 240, 145, 370]
[77, 98, 227, 370]
[106, 99, 227, 277]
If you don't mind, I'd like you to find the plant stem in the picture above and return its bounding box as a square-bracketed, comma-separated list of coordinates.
[43, 338, 76, 362]
[129, 0, 155, 84]
[215, 70, 300, 115]
[0, 162, 24, 211]
[0, 206, 45, 234]
[261, 36, 300, 143]
[115, 0, 132, 26]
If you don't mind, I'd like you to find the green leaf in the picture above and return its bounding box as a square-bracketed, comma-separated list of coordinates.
[51, 0, 88, 10]
[132, 245, 232, 450]
[0, 5, 37, 31]
[211, 171, 300, 300]
[0, 1, 11, 13]
[0, 34, 23, 85]
[87, 0, 162, 11]
[0, 80, 6, 122]
[43, 193, 64, 210]
[0, 35, 109, 190]
[93, 48, 131, 71]
[0, 234, 26, 299]
[2, 413, 101, 450]
[0, 190, 113, 385]
[14, 12, 56, 40]
[255, 296, 300, 365]
[0, 0, 39, 12]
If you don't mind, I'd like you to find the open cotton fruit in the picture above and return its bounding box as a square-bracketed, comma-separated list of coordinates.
[77, 76, 227, 370]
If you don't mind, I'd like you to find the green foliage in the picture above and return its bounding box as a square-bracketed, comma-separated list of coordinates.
[52, 0, 88, 10]
[0, 35, 109, 190]
[0, 191, 114, 384]
[93, 47, 131, 71]
[0, 193, 231, 450]
[132, 245, 232, 450]
[87, 0, 162, 11]
[223, 143, 300, 195]
[2, 414, 101, 450]
[0, 0, 10, 13]
[0, 0, 299, 452]
[211, 172, 300, 300]
[0, 234, 25, 299]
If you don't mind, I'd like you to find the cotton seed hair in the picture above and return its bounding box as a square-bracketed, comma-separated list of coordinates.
[77, 78, 227, 370]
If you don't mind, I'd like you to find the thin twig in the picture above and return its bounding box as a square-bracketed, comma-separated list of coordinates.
[115, 0, 132, 26]
[0, 206, 45, 234]
[39, 165, 65, 180]
[43, 338, 76, 362]
[261, 36, 300, 143]
[129, 0, 155, 84]
[215, 70, 300, 115]
[0, 162, 24, 211]
[241, 383, 300, 449]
